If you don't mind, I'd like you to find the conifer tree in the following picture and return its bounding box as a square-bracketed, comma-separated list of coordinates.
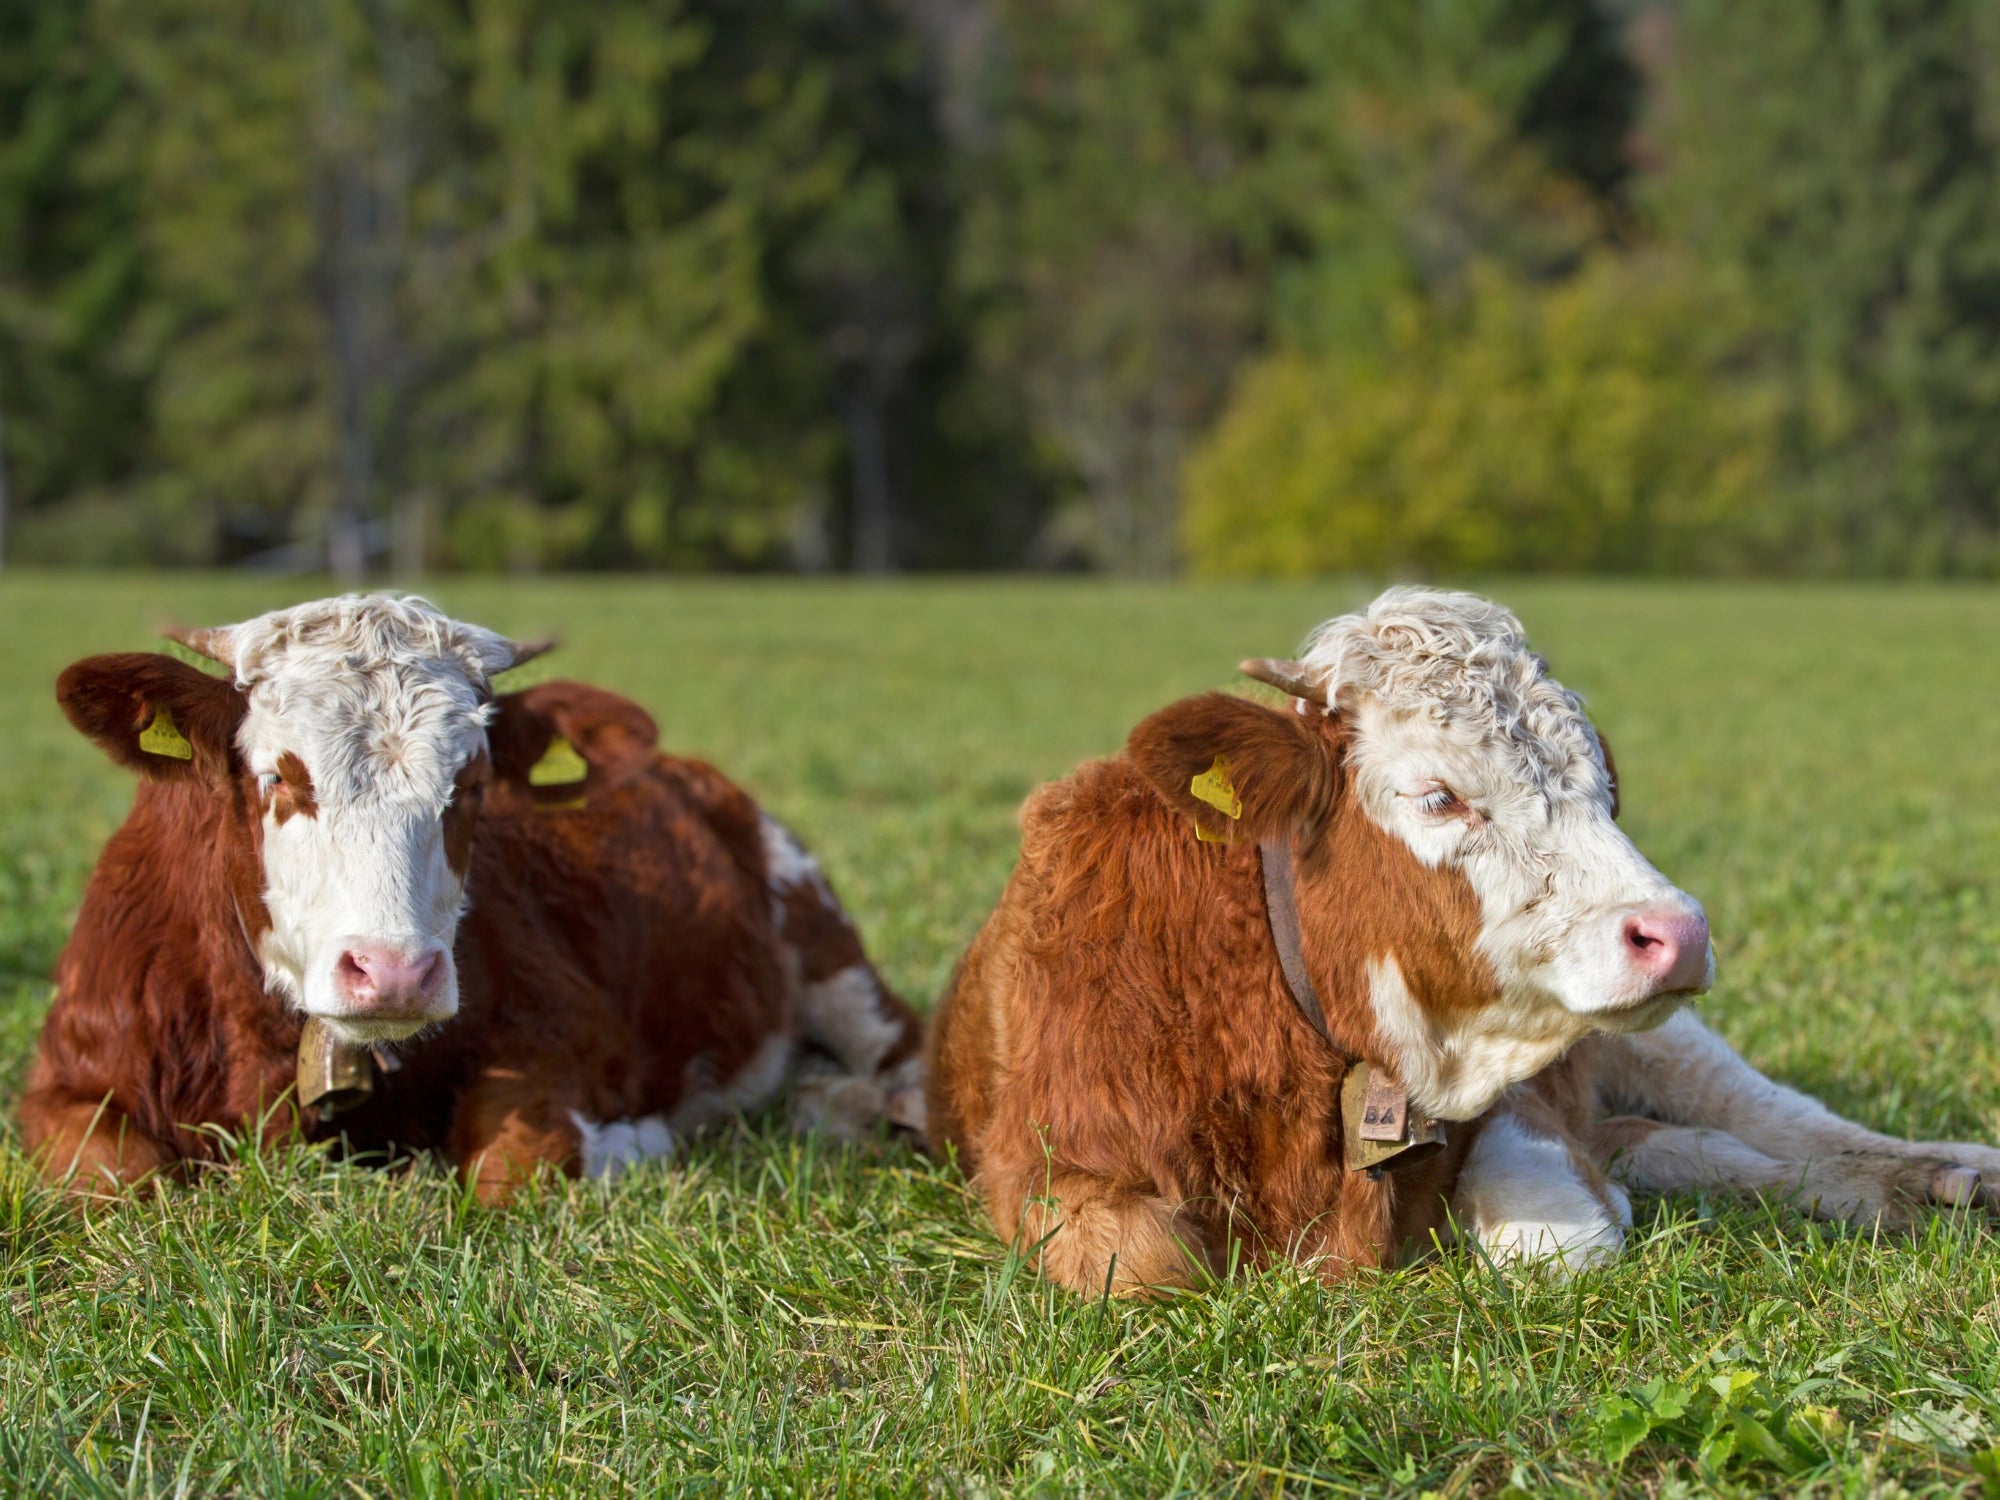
[0, 0, 147, 561]
[1650, 0, 2000, 571]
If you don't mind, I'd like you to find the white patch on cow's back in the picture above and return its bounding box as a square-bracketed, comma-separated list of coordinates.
[570, 1110, 676, 1180]
[799, 963, 904, 1075]
[1367, 955, 1588, 1122]
[671, 1032, 795, 1132]
[1454, 1114, 1626, 1272]
[760, 813, 829, 896]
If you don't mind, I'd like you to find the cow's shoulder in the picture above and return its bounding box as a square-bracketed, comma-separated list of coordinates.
[1013, 753, 1266, 980]
[477, 746, 766, 894]
[1017, 754, 1177, 867]
[648, 751, 761, 824]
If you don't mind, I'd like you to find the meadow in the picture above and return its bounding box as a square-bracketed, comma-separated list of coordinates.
[1, 573, 1997, 1498]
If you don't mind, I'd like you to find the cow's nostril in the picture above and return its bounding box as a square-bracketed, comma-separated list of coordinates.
[337, 950, 374, 993]
[1623, 910, 1712, 994]
[1626, 923, 1662, 952]
[416, 949, 446, 998]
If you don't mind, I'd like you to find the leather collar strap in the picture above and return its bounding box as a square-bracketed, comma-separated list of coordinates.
[1256, 835, 1445, 1175]
[1257, 837, 1331, 1042]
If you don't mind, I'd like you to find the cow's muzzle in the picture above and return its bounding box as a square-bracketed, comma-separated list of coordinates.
[324, 939, 455, 1038]
[1621, 908, 1712, 997]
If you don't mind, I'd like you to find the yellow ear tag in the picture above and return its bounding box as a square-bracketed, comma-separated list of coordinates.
[528, 735, 588, 787]
[1190, 755, 1242, 818]
[528, 734, 589, 809]
[138, 706, 193, 760]
[1190, 754, 1241, 842]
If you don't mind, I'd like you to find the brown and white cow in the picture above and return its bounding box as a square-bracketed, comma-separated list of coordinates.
[926, 586, 1997, 1294]
[24, 594, 922, 1201]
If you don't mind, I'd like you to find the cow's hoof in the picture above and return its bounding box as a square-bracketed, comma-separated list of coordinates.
[1932, 1164, 1984, 1209]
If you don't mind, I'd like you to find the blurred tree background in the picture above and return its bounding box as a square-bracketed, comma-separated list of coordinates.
[1, 0, 1996, 575]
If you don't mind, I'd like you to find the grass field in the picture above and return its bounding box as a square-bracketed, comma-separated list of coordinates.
[2, 573, 1998, 1497]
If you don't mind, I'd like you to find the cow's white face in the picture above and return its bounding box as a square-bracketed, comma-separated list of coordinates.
[1298, 588, 1713, 1118]
[1347, 698, 1709, 1028]
[209, 598, 523, 1043]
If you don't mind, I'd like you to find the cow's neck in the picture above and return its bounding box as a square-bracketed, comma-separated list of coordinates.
[1291, 797, 1502, 1120]
[60, 778, 298, 1124]
[1261, 834, 1446, 1171]
[95, 777, 265, 963]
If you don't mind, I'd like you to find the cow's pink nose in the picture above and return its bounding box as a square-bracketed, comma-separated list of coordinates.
[1622, 910, 1711, 994]
[336, 945, 447, 1016]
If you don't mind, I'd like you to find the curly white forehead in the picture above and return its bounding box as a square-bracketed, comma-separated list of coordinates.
[222, 593, 516, 689]
[216, 594, 513, 803]
[1298, 586, 1608, 801]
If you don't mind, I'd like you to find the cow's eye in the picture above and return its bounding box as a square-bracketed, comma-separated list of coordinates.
[258, 771, 282, 796]
[1415, 786, 1462, 816]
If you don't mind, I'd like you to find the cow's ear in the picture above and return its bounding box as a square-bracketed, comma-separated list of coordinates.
[1127, 692, 1339, 843]
[489, 681, 659, 803]
[1595, 726, 1620, 820]
[57, 653, 244, 780]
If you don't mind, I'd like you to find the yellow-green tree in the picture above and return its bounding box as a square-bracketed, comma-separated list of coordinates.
[1184, 256, 1781, 575]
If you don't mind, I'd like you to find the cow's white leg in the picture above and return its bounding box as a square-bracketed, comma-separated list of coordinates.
[1594, 1010, 2000, 1211]
[789, 964, 926, 1138]
[1453, 1113, 1630, 1273]
[570, 1111, 676, 1181]
[795, 964, 914, 1082]
[1591, 1116, 1972, 1228]
[789, 1051, 927, 1140]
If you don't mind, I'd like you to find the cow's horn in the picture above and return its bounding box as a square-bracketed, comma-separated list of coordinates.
[162, 624, 236, 667]
[503, 636, 557, 670]
[1239, 657, 1328, 706]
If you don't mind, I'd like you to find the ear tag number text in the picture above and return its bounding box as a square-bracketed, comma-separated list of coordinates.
[139, 706, 193, 760]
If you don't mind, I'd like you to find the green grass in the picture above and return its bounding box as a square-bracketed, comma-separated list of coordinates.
[2, 574, 1998, 1497]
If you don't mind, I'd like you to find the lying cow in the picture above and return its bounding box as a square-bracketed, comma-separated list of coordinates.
[926, 587, 1996, 1293]
[24, 594, 922, 1201]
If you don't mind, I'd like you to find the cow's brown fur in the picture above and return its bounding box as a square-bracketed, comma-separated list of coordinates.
[937, 668, 2000, 1287]
[24, 662, 922, 1202]
[928, 693, 1502, 1294]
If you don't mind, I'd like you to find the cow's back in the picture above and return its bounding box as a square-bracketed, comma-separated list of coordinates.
[925, 871, 1027, 1172]
[928, 758, 1154, 1171]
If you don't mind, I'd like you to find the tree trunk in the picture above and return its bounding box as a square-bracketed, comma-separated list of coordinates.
[310, 0, 377, 586]
[392, 488, 428, 580]
[844, 384, 896, 574]
[0, 403, 10, 572]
